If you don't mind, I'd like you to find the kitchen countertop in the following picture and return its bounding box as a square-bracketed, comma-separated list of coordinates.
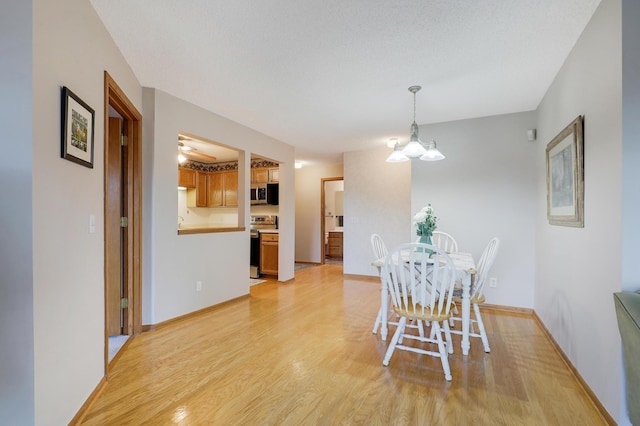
[178, 224, 245, 235]
[257, 229, 279, 234]
[179, 223, 228, 229]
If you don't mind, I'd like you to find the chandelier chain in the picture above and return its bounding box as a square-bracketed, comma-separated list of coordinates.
[413, 91, 416, 122]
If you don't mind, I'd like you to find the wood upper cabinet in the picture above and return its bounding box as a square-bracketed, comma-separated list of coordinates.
[222, 170, 238, 207]
[185, 169, 238, 208]
[252, 167, 278, 183]
[178, 168, 196, 188]
[268, 168, 279, 183]
[196, 172, 208, 206]
[208, 170, 238, 207]
[260, 233, 278, 275]
[252, 168, 269, 184]
[186, 171, 210, 207]
[208, 172, 224, 207]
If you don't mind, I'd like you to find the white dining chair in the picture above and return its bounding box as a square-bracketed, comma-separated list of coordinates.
[449, 237, 500, 352]
[371, 234, 426, 338]
[371, 234, 390, 335]
[382, 242, 458, 381]
[431, 231, 459, 253]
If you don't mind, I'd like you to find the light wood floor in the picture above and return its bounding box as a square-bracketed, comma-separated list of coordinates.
[80, 264, 605, 425]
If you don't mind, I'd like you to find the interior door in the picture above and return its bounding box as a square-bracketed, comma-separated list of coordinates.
[106, 117, 124, 336]
[104, 72, 143, 374]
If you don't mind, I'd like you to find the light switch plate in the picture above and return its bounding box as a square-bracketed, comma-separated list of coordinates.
[89, 214, 96, 233]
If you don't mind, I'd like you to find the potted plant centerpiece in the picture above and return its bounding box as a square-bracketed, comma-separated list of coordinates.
[413, 204, 438, 254]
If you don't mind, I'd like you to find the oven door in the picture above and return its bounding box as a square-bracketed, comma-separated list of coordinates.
[250, 230, 260, 278]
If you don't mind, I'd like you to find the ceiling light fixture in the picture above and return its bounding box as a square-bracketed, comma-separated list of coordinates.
[386, 85, 445, 163]
[421, 139, 445, 161]
[294, 161, 302, 169]
[386, 140, 409, 163]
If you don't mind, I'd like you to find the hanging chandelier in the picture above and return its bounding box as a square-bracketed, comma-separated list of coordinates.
[386, 85, 445, 163]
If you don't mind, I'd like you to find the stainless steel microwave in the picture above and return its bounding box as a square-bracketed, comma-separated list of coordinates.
[251, 184, 267, 205]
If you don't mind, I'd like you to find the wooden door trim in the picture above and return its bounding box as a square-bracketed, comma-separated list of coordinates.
[104, 71, 142, 375]
[320, 177, 343, 264]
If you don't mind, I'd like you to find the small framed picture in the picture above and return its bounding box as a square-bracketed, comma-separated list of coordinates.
[546, 115, 584, 227]
[61, 86, 94, 168]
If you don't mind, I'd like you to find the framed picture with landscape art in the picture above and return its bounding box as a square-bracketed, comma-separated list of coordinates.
[546, 115, 584, 227]
[61, 86, 94, 168]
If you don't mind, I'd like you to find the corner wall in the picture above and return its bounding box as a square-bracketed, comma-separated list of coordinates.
[535, 0, 625, 422]
[621, 0, 640, 290]
[343, 147, 412, 276]
[0, 1, 35, 424]
[147, 88, 295, 324]
[620, 1, 640, 417]
[415, 111, 537, 308]
[31, 0, 142, 423]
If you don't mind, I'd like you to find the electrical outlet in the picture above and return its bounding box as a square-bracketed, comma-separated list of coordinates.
[489, 277, 497, 288]
[196, 281, 202, 292]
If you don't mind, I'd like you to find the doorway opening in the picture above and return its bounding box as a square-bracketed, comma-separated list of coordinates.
[104, 72, 142, 374]
[320, 177, 344, 265]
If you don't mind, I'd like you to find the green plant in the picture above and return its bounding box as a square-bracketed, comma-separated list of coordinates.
[413, 204, 438, 237]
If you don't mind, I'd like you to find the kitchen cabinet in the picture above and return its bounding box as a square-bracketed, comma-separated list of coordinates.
[222, 171, 238, 207]
[327, 231, 343, 258]
[186, 171, 209, 207]
[178, 168, 196, 188]
[268, 168, 279, 183]
[252, 167, 279, 184]
[260, 233, 278, 275]
[252, 168, 269, 184]
[185, 170, 237, 208]
[207, 172, 223, 206]
[208, 170, 238, 207]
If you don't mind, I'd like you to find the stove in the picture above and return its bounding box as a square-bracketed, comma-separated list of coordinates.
[250, 215, 277, 233]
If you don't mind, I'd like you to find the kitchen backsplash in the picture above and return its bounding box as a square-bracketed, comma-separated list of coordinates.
[177, 189, 279, 227]
[250, 204, 279, 216]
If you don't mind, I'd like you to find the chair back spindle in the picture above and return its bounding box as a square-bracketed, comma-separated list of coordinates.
[471, 237, 500, 300]
[431, 231, 459, 253]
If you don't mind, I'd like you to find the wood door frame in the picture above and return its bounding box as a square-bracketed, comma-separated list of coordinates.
[320, 177, 343, 264]
[103, 71, 142, 375]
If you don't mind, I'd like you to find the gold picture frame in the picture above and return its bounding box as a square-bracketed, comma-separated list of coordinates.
[546, 115, 584, 227]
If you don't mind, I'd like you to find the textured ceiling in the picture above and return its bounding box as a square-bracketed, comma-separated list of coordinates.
[90, 0, 601, 165]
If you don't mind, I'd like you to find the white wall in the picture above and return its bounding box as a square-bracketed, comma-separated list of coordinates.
[415, 111, 537, 308]
[343, 147, 412, 275]
[620, 2, 640, 422]
[0, 1, 35, 424]
[621, 0, 640, 290]
[31, 0, 143, 423]
[147, 88, 295, 324]
[295, 163, 343, 263]
[535, 0, 625, 423]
